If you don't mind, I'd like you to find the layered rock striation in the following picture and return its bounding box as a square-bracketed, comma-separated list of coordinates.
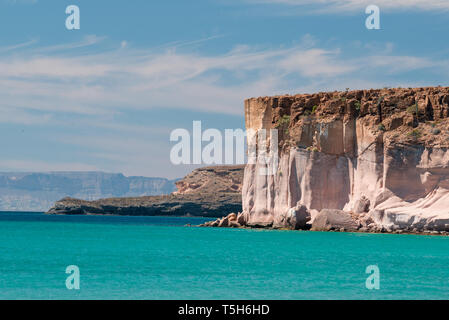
[209, 87, 449, 233]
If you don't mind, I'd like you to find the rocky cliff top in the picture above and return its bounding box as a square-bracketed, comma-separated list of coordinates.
[245, 87, 449, 152]
[175, 165, 244, 194]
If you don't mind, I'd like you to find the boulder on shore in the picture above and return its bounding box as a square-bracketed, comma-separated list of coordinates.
[311, 209, 359, 232]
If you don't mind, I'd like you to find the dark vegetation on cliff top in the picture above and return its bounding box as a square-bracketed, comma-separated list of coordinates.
[252, 87, 449, 152]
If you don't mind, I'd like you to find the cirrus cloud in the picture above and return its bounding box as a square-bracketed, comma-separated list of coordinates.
[245, 0, 449, 12]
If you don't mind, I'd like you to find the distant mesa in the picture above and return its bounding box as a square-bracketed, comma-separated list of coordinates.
[0, 172, 177, 212]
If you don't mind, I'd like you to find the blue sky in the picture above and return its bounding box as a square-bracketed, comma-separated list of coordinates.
[1, 0, 449, 178]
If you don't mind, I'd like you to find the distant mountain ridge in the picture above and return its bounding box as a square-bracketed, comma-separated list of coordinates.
[0, 172, 178, 212]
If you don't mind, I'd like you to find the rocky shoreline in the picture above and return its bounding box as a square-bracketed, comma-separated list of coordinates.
[200, 210, 449, 236]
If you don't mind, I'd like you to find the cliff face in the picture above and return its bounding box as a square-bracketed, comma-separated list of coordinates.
[0, 172, 177, 212]
[47, 166, 244, 217]
[242, 87, 449, 233]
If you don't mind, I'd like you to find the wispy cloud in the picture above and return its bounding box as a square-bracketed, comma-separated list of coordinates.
[0, 38, 38, 53]
[278, 48, 357, 77]
[1, 36, 444, 122]
[246, 0, 449, 12]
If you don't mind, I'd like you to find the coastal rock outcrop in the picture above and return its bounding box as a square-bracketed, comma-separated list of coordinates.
[237, 87, 449, 233]
[201, 212, 246, 228]
[47, 166, 244, 217]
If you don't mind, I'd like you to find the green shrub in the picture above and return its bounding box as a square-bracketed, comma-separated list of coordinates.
[275, 115, 291, 136]
[276, 115, 290, 128]
[407, 103, 419, 115]
[354, 101, 361, 111]
[378, 123, 386, 131]
[311, 105, 318, 114]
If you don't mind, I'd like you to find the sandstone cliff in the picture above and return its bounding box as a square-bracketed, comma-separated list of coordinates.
[47, 166, 244, 217]
[209, 87, 449, 233]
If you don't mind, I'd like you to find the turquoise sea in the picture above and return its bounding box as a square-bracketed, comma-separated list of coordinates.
[1, 211, 449, 300]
